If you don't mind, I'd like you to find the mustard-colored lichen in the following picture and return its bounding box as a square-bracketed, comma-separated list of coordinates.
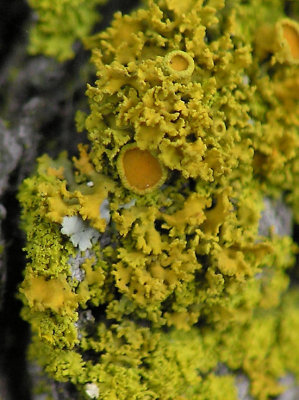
[20, 275, 77, 315]
[19, 0, 299, 399]
[27, 0, 106, 61]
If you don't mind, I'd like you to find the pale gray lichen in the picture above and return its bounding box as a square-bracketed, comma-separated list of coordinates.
[67, 250, 96, 282]
[75, 310, 95, 340]
[236, 375, 253, 400]
[259, 198, 293, 237]
[278, 375, 299, 400]
[61, 216, 100, 251]
[99, 199, 110, 224]
[118, 198, 137, 210]
[85, 383, 100, 399]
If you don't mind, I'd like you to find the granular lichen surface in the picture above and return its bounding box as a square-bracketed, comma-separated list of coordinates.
[18, 0, 299, 399]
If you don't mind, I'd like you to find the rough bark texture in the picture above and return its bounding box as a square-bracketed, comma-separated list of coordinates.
[0, 1, 298, 399]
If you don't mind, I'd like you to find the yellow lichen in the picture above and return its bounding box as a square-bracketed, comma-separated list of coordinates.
[162, 193, 209, 235]
[18, 0, 299, 398]
[47, 166, 65, 179]
[77, 257, 106, 306]
[21, 275, 77, 315]
[75, 174, 114, 231]
[73, 144, 95, 176]
[38, 151, 115, 231]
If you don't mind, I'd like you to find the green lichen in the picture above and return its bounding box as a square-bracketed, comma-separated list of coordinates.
[27, 0, 106, 61]
[19, 0, 299, 399]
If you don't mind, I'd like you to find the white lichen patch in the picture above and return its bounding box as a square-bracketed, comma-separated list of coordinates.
[259, 198, 292, 237]
[61, 215, 100, 251]
[85, 383, 99, 399]
[119, 198, 136, 210]
[242, 75, 249, 85]
[70, 261, 85, 282]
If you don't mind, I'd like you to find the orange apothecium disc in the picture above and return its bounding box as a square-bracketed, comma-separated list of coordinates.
[118, 144, 166, 194]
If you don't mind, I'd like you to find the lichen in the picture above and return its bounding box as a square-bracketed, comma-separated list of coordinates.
[19, 0, 299, 399]
[61, 215, 100, 251]
[27, 0, 106, 61]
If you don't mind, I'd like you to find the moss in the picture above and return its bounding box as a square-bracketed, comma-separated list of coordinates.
[19, 0, 299, 399]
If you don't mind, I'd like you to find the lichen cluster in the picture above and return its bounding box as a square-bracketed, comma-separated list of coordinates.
[27, 0, 106, 61]
[19, 0, 299, 399]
